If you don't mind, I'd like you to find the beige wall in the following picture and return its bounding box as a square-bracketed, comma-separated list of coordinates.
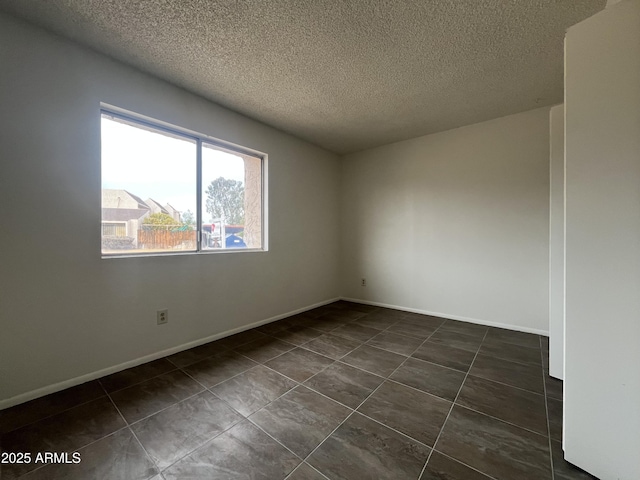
[0, 13, 341, 406]
[341, 108, 551, 333]
[564, 0, 640, 478]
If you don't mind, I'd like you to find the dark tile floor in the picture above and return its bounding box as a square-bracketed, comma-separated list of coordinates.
[0, 301, 597, 480]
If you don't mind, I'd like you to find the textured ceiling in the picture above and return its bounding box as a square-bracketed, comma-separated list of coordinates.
[0, 0, 605, 154]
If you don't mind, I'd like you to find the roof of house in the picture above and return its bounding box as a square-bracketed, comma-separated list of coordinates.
[101, 208, 149, 222]
[102, 189, 150, 210]
[145, 198, 170, 215]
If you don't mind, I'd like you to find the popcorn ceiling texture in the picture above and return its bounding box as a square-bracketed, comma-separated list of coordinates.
[0, 0, 605, 153]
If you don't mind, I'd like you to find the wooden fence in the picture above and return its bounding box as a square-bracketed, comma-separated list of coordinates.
[137, 229, 196, 250]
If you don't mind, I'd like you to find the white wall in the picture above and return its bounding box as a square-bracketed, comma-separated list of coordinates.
[341, 108, 550, 333]
[549, 104, 565, 380]
[0, 13, 341, 406]
[564, 1, 640, 478]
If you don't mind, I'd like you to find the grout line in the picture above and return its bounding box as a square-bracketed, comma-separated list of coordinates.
[117, 387, 208, 427]
[100, 364, 180, 395]
[136, 313, 522, 479]
[297, 320, 449, 478]
[1, 389, 110, 436]
[156, 412, 247, 474]
[449, 403, 550, 439]
[383, 348, 470, 374]
[10, 424, 133, 479]
[257, 363, 338, 394]
[476, 353, 544, 369]
[351, 410, 433, 450]
[245, 418, 306, 463]
[127, 427, 162, 477]
[208, 363, 300, 415]
[319, 355, 464, 407]
[465, 371, 545, 397]
[6, 306, 513, 480]
[100, 382, 163, 477]
[473, 349, 544, 369]
[152, 361, 262, 474]
[430, 449, 501, 480]
[186, 363, 258, 390]
[283, 462, 331, 480]
[541, 336, 556, 480]
[418, 329, 488, 479]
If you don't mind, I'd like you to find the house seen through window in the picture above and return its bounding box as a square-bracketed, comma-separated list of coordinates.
[101, 110, 265, 256]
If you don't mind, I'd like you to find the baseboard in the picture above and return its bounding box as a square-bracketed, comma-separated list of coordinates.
[0, 297, 341, 410]
[341, 297, 550, 336]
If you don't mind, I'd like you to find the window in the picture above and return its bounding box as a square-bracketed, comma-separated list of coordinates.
[101, 108, 266, 256]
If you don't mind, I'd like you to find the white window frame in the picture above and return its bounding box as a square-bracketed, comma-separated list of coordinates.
[101, 104, 268, 258]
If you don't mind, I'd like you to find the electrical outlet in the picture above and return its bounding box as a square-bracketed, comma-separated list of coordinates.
[157, 309, 168, 325]
[361, 278, 367, 287]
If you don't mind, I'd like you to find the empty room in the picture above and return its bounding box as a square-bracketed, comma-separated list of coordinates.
[0, 1, 638, 479]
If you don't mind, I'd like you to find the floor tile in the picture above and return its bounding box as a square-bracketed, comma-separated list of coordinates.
[276, 326, 325, 345]
[457, 375, 548, 435]
[547, 398, 563, 442]
[100, 359, 176, 393]
[358, 380, 451, 446]
[250, 386, 350, 457]
[162, 421, 300, 480]
[470, 354, 544, 394]
[110, 370, 203, 423]
[182, 350, 257, 387]
[412, 341, 476, 372]
[353, 313, 400, 330]
[341, 345, 406, 377]
[551, 440, 597, 479]
[321, 308, 366, 322]
[437, 405, 552, 480]
[331, 323, 382, 343]
[302, 333, 361, 360]
[304, 304, 341, 318]
[0, 318, 578, 480]
[428, 330, 483, 353]
[421, 451, 492, 480]
[387, 320, 438, 339]
[390, 357, 465, 401]
[1, 396, 126, 478]
[285, 313, 321, 329]
[131, 391, 242, 469]
[366, 331, 423, 356]
[166, 341, 228, 368]
[311, 315, 350, 332]
[308, 412, 430, 480]
[210, 365, 296, 416]
[478, 341, 542, 366]
[20, 428, 158, 480]
[216, 329, 269, 349]
[305, 362, 384, 408]
[337, 301, 379, 314]
[287, 462, 328, 480]
[256, 319, 292, 335]
[545, 373, 563, 401]
[438, 320, 488, 339]
[0, 381, 105, 435]
[398, 313, 446, 329]
[484, 328, 541, 349]
[233, 336, 295, 363]
[265, 348, 334, 382]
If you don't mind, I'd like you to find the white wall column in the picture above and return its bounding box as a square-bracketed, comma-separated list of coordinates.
[564, 1, 640, 478]
[548, 105, 565, 380]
